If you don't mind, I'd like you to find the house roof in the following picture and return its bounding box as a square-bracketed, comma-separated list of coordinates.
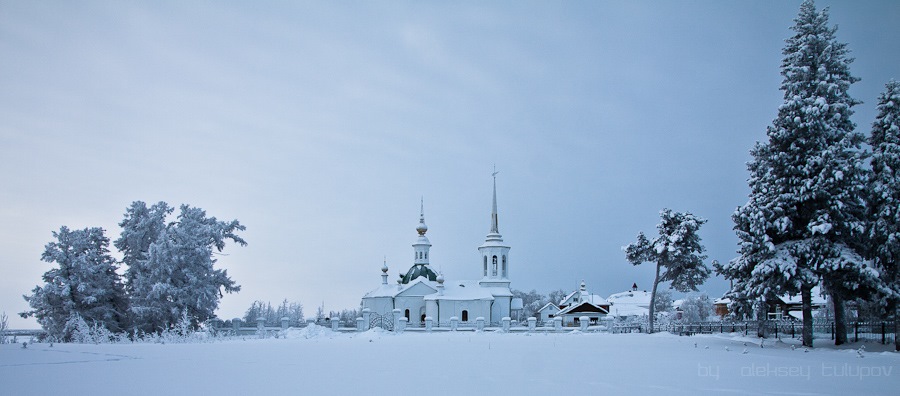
[559, 290, 609, 307]
[606, 289, 652, 318]
[557, 301, 609, 316]
[537, 302, 560, 313]
[777, 286, 827, 306]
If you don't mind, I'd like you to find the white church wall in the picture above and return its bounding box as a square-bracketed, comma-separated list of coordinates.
[394, 296, 427, 324]
[362, 297, 395, 316]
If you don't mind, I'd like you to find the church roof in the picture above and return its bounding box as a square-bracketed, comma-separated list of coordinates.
[401, 264, 438, 284]
[364, 278, 438, 299]
[424, 280, 496, 301]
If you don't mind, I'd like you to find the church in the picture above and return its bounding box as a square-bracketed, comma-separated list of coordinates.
[361, 175, 514, 326]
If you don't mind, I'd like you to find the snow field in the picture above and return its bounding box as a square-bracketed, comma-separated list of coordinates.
[1, 329, 897, 395]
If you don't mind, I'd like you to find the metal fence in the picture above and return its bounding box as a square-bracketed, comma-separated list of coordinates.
[612, 320, 896, 345]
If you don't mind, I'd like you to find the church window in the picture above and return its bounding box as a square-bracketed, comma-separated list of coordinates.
[405, 309, 410, 320]
[502, 255, 507, 277]
[425, 252, 427, 260]
[462, 310, 469, 322]
[483, 256, 487, 276]
[492, 256, 498, 276]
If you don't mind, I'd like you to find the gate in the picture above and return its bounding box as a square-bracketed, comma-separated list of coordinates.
[369, 312, 395, 331]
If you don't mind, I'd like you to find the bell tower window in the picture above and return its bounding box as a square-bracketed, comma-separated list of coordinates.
[502, 255, 507, 277]
[483, 256, 487, 276]
[492, 255, 498, 276]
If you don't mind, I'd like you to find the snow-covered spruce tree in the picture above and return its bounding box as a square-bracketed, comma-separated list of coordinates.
[21, 227, 127, 341]
[115, 202, 172, 293]
[867, 80, 900, 351]
[624, 209, 709, 333]
[128, 205, 246, 333]
[719, 0, 874, 347]
[114, 201, 172, 331]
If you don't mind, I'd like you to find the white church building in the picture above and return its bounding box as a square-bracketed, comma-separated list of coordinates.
[361, 175, 514, 326]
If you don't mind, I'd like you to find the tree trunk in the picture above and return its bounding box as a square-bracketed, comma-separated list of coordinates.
[832, 293, 847, 345]
[648, 262, 661, 334]
[801, 285, 814, 348]
[757, 298, 768, 338]
[894, 305, 899, 352]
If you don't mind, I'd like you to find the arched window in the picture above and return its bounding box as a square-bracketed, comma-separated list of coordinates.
[492, 256, 498, 276]
[502, 255, 507, 277]
[483, 256, 487, 276]
[462, 310, 469, 322]
[405, 309, 410, 320]
[424, 252, 427, 260]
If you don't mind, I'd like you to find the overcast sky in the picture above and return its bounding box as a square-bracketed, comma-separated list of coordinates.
[2, 1, 899, 328]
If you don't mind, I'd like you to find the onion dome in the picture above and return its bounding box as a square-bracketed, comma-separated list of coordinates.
[436, 273, 445, 284]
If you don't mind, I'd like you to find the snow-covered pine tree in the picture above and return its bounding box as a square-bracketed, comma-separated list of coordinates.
[129, 205, 246, 332]
[21, 227, 127, 341]
[720, 0, 873, 347]
[625, 209, 709, 333]
[867, 80, 900, 351]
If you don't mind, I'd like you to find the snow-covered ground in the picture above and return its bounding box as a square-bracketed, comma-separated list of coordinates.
[1, 328, 897, 395]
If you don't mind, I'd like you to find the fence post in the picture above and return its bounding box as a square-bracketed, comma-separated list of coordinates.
[257, 317, 266, 339]
[425, 317, 433, 332]
[883, 322, 887, 345]
[527, 317, 536, 333]
[362, 309, 371, 330]
[357, 317, 366, 332]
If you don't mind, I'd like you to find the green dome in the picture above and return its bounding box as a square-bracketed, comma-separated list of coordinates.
[401, 264, 438, 284]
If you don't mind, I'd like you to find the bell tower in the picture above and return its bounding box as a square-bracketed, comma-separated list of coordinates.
[478, 170, 510, 287]
[413, 197, 431, 266]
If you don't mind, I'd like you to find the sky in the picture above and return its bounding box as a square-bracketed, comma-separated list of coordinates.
[2, 1, 899, 328]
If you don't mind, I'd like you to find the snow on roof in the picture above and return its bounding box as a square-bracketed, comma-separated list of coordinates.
[559, 290, 608, 306]
[606, 289, 652, 318]
[363, 277, 437, 299]
[537, 302, 560, 313]
[556, 301, 609, 316]
[778, 286, 827, 305]
[423, 280, 496, 301]
[606, 290, 652, 306]
[713, 297, 731, 305]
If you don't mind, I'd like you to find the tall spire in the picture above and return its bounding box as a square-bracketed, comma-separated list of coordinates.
[490, 166, 499, 234]
[416, 196, 428, 236]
